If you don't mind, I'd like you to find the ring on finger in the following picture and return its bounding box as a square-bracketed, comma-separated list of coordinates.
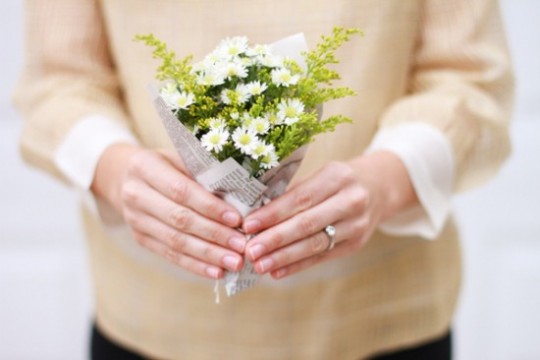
[324, 225, 336, 251]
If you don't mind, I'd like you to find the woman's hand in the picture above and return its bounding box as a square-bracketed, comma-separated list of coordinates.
[91, 143, 247, 279]
[243, 151, 419, 279]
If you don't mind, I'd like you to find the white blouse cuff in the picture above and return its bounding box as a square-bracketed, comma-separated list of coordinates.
[54, 115, 139, 190]
[365, 122, 455, 240]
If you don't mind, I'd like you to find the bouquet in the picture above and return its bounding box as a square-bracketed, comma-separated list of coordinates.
[136, 27, 361, 298]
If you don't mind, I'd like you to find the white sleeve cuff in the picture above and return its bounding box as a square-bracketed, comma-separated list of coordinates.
[54, 115, 139, 190]
[365, 122, 455, 239]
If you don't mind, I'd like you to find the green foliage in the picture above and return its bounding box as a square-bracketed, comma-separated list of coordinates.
[296, 27, 363, 109]
[135, 27, 362, 176]
[134, 34, 200, 94]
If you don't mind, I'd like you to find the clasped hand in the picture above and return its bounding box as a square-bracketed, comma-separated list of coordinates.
[93, 144, 416, 280]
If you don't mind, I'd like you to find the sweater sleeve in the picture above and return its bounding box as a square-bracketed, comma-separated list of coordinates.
[13, 0, 135, 183]
[377, 0, 514, 193]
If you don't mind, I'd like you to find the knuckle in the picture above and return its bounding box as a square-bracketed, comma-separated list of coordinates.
[273, 251, 290, 268]
[310, 232, 328, 253]
[121, 181, 139, 206]
[348, 189, 367, 210]
[206, 201, 225, 221]
[293, 190, 313, 212]
[209, 226, 227, 246]
[169, 208, 191, 229]
[170, 232, 188, 253]
[352, 217, 369, 235]
[350, 221, 363, 235]
[165, 248, 178, 263]
[269, 232, 285, 249]
[203, 246, 217, 261]
[299, 215, 318, 236]
[256, 207, 279, 229]
[128, 215, 144, 232]
[123, 210, 137, 227]
[340, 167, 356, 184]
[128, 151, 151, 177]
[265, 211, 280, 228]
[169, 179, 189, 204]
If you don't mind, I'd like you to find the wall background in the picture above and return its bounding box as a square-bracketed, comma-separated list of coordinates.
[1, 1, 539, 359]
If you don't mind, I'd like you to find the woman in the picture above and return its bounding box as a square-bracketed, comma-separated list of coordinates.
[14, 0, 513, 358]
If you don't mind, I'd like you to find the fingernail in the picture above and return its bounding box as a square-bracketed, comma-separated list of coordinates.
[249, 244, 266, 261]
[258, 258, 274, 273]
[222, 211, 240, 226]
[205, 267, 221, 279]
[228, 237, 246, 253]
[222, 255, 241, 271]
[244, 219, 261, 233]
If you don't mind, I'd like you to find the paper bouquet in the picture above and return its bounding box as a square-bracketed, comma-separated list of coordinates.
[136, 27, 361, 298]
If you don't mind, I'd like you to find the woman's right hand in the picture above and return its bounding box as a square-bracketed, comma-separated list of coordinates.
[91, 143, 246, 279]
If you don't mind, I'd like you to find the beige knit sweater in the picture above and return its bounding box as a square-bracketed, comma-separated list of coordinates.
[14, 0, 513, 359]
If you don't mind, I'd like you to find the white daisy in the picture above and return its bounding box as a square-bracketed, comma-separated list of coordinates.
[201, 128, 230, 153]
[250, 141, 274, 159]
[264, 111, 282, 125]
[208, 117, 227, 130]
[249, 116, 270, 134]
[160, 82, 178, 95]
[197, 69, 226, 86]
[271, 68, 300, 87]
[235, 84, 251, 104]
[159, 83, 180, 106]
[260, 54, 284, 68]
[175, 91, 195, 110]
[232, 127, 258, 155]
[246, 44, 271, 58]
[208, 51, 224, 63]
[260, 149, 279, 169]
[245, 81, 268, 96]
[222, 60, 248, 79]
[240, 113, 253, 128]
[220, 85, 250, 105]
[239, 56, 255, 67]
[220, 89, 233, 105]
[277, 98, 305, 125]
[161, 88, 195, 111]
[217, 37, 249, 58]
[191, 61, 206, 74]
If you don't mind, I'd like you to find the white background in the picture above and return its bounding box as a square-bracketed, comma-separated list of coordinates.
[1, 1, 539, 359]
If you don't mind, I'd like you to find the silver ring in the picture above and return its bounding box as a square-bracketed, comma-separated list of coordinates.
[324, 225, 336, 251]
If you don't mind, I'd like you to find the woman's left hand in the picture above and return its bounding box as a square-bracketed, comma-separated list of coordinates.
[243, 151, 419, 279]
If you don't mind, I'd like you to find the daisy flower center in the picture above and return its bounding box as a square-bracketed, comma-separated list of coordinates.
[238, 133, 253, 146]
[284, 106, 298, 118]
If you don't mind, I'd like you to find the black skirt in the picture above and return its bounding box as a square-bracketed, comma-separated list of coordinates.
[91, 323, 452, 360]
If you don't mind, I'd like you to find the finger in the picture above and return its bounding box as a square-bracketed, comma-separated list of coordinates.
[242, 162, 350, 234]
[129, 151, 242, 227]
[251, 218, 361, 274]
[128, 211, 244, 272]
[270, 240, 355, 279]
[158, 148, 187, 171]
[245, 187, 367, 261]
[123, 180, 247, 253]
[132, 231, 224, 279]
